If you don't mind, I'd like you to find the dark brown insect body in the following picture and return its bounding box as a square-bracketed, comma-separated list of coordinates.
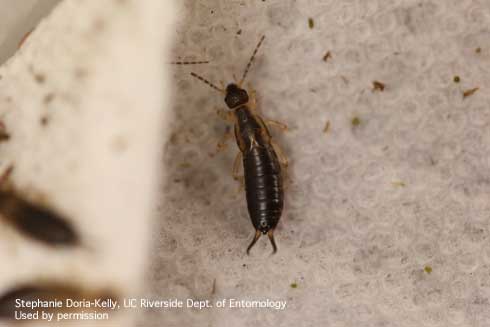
[189, 36, 287, 254]
[226, 84, 284, 254]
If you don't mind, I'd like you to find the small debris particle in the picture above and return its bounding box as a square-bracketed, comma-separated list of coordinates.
[211, 10, 214, 14]
[290, 283, 298, 289]
[453, 76, 460, 83]
[308, 18, 314, 29]
[236, 29, 242, 35]
[323, 120, 330, 134]
[43, 93, 55, 104]
[0, 122, 9, 142]
[392, 181, 406, 187]
[93, 18, 105, 31]
[476, 47, 481, 54]
[424, 266, 432, 274]
[40, 116, 49, 126]
[211, 279, 216, 294]
[74, 68, 88, 79]
[323, 51, 332, 62]
[34, 73, 45, 84]
[351, 117, 361, 127]
[372, 81, 385, 92]
[463, 87, 479, 99]
[169, 132, 178, 145]
[178, 163, 191, 169]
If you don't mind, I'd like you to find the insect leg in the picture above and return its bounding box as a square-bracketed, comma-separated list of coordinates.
[271, 141, 288, 168]
[265, 119, 288, 132]
[216, 108, 235, 123]
[232, 152, 245, 191]
[216, 129, 233, 152]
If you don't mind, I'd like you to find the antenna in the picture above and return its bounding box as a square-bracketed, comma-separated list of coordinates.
[190, 72, 225, 93]
[170, 60, 210, 65]
[239, 35, 265, 86]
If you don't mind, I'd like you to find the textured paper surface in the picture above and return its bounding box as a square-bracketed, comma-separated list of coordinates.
[149, 1, 490, 326]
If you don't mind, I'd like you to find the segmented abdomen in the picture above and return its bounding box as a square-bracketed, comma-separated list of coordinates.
[243, 145, 283, 230]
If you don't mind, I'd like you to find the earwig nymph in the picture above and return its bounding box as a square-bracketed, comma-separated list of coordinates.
[190, 36, 288, 254]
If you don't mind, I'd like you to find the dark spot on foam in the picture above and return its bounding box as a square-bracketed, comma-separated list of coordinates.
[0, 122, 10, 142]
[74, 68, 88, 79]
[0, 190, 79, 246]
[34, 73, 45, 84]
[43, 93, 55, 104]
[40, 116, 49, 126]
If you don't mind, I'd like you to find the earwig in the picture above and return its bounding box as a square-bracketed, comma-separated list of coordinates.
[189, 35, 288, 254]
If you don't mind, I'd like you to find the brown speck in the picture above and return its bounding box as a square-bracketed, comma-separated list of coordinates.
[179, 163, 191, 169]
[111, 136, 128, 153]
[323, 51, 332, 62]
[476, 47, 482, 54]
[43, 93, 55, 104]
[237, 29, 242, 35]
[211, 279, 216, 294]
[0, 122, 10, 142]
[351, 117, 361, 127]
[463, 87, 479, 99]
[392, 181, 406, 187]
[40, 116, 49, 126]
[424, 266, 432, 274]
[308, 18, 314, 29]
[34, 73, 45, 84]
[5, 97, 12, 103]
[453, 76, 460, 83]
[323, 120, 330, 134]
[372, 81, 385, 92]
[169, 132, 179, 145]
[74, 68, 88, 79]
[93, 18, 105, 31]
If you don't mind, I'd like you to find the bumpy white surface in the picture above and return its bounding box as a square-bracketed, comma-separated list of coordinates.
[0, 0, 173, 326]
[148, 0, 490, 326]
